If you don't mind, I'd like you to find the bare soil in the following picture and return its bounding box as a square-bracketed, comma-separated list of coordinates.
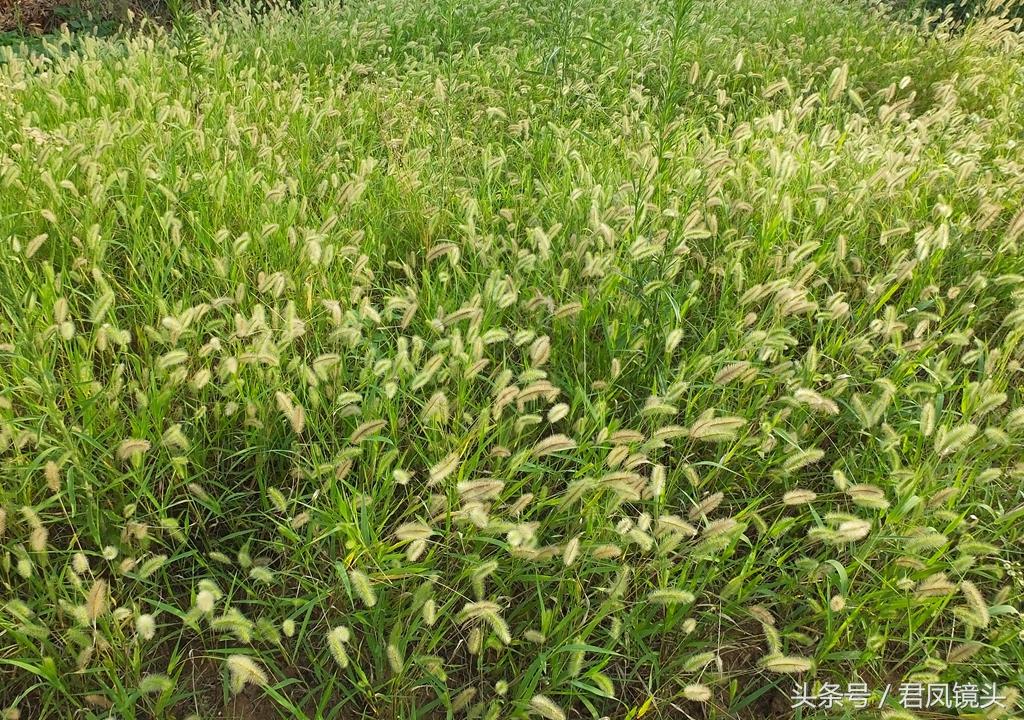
[0, 0, 71, 33]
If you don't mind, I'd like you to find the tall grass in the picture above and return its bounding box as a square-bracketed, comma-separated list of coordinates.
[1, 0, 1023, 717]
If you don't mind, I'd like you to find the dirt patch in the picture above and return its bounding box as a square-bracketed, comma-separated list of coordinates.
[174, 651, 299, 720]
[0, 0, 69, 33]
[0, 0, 147, 35]
[221, 689, 279, 720]
[715, 617, 796, 719]
[172, 652, 279, 720]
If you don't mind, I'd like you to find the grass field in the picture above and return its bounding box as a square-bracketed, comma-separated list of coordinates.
[2, 0, 1024, 718]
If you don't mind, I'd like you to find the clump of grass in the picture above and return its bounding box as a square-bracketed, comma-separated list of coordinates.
[1, 0, 1024, 717]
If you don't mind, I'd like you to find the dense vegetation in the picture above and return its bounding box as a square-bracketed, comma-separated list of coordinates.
[1, 0, 1023, 718]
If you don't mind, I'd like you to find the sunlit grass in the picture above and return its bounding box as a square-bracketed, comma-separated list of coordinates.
[1, 0, 1023, 717]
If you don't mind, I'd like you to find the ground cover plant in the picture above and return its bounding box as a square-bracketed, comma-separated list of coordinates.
[1, 0, 1024, 717]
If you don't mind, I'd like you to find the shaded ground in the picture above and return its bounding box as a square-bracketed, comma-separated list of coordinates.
[0, 0, 68, 33]
[0, 0, 146, 35]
